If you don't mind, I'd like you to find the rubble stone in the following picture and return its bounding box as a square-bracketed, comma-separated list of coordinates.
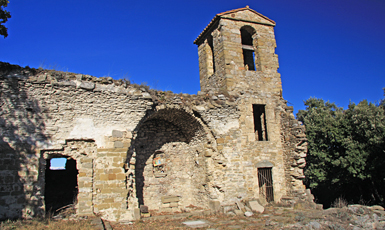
[248, 200, 265, 213]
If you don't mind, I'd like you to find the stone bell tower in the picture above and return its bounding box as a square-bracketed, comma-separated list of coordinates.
[194, 6, 281, 96]
[193, 7, 314, 206]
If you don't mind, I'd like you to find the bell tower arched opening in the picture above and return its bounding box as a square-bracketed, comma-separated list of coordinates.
[241, 26, 256, 71]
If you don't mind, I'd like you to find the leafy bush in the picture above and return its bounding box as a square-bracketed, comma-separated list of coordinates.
[297, 90, 385, 208]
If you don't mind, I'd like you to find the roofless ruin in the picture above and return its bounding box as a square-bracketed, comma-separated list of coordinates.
[0, 6, 315, 221]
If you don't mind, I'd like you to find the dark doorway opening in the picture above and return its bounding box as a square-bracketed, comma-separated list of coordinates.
[45, 157, 78, 214]
[258, 167, 274, 202]
[253, 104, 268, 141]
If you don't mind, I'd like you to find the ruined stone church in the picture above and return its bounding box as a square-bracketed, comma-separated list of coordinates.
[0, 6, 311, 221]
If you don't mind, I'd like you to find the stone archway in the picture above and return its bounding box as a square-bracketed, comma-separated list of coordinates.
[129, 107, 213, 213]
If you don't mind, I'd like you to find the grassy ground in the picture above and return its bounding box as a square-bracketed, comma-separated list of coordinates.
[0, 218, 96, 230]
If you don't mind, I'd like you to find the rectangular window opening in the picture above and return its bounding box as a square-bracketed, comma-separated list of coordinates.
[242, 48, 255, 71]
[253, 104, 268, 141]
[258, 167, 274, 202]
[50, 158, 67, 170]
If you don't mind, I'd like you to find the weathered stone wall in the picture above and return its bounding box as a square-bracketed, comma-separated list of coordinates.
[0, 63, 232, 220]
[0, 60, 308, 221]
[279, 104, 317, 207]
[195, 8, 280, 97]
[195, 7, 288, 205]
[193, 6, 315, 208]
[130, 115, 208, 212]
[0, 6, 313, 222]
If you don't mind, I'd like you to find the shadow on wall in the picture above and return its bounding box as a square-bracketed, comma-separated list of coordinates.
[126, 108, 207, 207]
[132, 119, 188, 206]
[0, 64, 49, 220]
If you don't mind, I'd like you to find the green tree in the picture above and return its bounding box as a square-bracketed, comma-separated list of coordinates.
[297, 98, 345, 205]
[297, 96, 385, 207]
[0, 0, 11, 38]
[380, 88, 385, 108]
[342, 100, 385, 204]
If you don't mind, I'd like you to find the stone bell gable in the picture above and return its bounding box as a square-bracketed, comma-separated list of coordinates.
[0, 6, 315, 222]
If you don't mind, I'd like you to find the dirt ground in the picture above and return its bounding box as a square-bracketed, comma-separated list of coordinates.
[1, 204, 384, 229]
[110, 205, 385, 229]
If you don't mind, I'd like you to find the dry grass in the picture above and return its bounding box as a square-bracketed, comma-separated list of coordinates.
[3, 203, 379, 230]
[332, 197, 348, 208]
[110, 213, 267, 230]
[0, 218, 95, 230]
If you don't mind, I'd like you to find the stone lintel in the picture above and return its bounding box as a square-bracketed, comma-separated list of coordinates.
[97, 148, 128, 153]
[161, 196, 180, 203]
[255, 160, 274, 168]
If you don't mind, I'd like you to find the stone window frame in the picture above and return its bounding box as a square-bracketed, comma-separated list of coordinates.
[239, 99, 272, 143]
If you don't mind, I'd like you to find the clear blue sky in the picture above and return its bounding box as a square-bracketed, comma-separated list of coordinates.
[2, 0, 385, 115]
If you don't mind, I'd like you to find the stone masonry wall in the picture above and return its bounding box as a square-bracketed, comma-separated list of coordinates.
[131, 118, 207, 212]
[0, 57, 308, 221]
[41, 140, 97, 216]
[279, 104, 317, 207]
[195, 8, 286, 204]
[193, 6, 314, 208]
[0, 7, 313, 221]
[196, 9, 281, 97]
